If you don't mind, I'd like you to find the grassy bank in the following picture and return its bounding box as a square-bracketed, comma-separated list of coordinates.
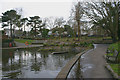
[109, 64, 120, 76]
[107, 41, 120, 76]
[107, 41, 120, 61]
[108, 41, 120, 51]
[15, 39, 35, 45]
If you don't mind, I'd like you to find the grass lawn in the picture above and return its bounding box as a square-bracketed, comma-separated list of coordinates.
[108, 41, 120, 51]
[106, 53, 114, 56]
[15, 39, 35, 45]
[107, 41, 120, 76]
[109, 64, 120, 76]
[107, 41, 120, 62]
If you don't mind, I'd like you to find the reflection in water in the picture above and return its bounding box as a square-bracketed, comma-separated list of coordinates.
[67, 59, 82, 79]
[2, 48, 77, 78]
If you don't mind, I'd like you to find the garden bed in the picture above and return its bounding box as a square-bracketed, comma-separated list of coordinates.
[105, 41, 120, 79]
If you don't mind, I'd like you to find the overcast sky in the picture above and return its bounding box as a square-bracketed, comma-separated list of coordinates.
[0, 0, 115, 30]
[0, 0, 77, 30]
[0, 0, 117, 18]
[0, 0, 76, 19]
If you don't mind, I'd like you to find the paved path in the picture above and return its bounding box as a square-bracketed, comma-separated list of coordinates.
[80, 44, 113, 78]
[1, 41, 43, 50]
[15, 41, 28, 47]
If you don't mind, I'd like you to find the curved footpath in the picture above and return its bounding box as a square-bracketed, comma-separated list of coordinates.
[1, 41, 43, 49]
[80, 44, 113, 78]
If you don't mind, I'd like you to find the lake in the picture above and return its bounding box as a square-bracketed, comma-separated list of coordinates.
[2, 47, 79, 78]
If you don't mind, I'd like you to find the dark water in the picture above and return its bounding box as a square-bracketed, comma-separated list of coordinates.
[2, 48, 78, 78]
[67, 59, 82, 79]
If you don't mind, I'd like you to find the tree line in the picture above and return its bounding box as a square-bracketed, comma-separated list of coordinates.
[1, 1, 119, 42]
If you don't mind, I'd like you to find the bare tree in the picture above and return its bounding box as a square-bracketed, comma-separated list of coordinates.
[54, 17, 65, 28]
[84, 1, 119, 42]
[71, 2, 84, 41]
[43, 17, 56, 29]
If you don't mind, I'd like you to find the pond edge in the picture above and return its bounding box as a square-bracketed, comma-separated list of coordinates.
[55, 48, 92, 80]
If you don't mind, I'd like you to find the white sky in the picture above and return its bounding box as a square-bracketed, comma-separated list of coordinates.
[0, 0, 115, 30]
[0, 0, 78, 30]
[0, 0, 75, 19]
[0, 0, 117, 18]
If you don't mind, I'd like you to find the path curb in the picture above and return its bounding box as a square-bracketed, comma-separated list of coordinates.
[1, 45, 43, 50]
[104, 53, 120, 79]
[105, 63, 120, 79]
[55, 49, 91, 80]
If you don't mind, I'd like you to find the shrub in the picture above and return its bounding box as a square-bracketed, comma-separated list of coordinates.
[108, 42, 120, 51]
[2, 38, 14, 43]
[2, 38, 15, 47]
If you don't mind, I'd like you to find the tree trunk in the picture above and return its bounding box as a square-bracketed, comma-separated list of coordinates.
[77, 21, 80, 41]
[111, 35, 117, 43]
[24, 24, 26, 37]
[74, 25, 76, 40]
[10, 24, 12, 38]
[13, 26, 15, 38]
[118, 21, 120, 41]
[35, 27, 36, 37]
[34, 24, 36, 37]
[24, 24, 25, 32]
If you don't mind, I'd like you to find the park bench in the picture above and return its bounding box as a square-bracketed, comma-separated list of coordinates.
[106, 49, 119, 63]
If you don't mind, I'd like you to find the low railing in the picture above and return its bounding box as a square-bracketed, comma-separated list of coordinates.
[55, 49, 89, 80]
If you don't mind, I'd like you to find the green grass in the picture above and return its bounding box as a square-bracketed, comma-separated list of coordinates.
[107, 41, 120, 76]
[107, 41, 120, 63]
[109, 64, 120, 76]
[108, 41, 120, 51]
[15, 39, 34, 45]
[106, 53, 114, 56]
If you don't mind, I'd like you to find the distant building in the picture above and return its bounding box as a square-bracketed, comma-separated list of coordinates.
[4, 29, 11, 37]
[4, 29, 23, 37]
[14, 30, 23, 37]
[48, 31, 52, 36]
[52, 31, 59, 37]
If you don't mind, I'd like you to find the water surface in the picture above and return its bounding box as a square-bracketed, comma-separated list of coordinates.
[2, 48, 78, 78]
